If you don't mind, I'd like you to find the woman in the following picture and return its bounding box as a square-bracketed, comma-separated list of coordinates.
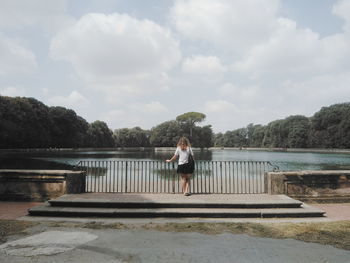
[166, 137, 194, 196]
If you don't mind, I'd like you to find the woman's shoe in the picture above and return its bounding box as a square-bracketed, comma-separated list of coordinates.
[185, 192, 190, 196]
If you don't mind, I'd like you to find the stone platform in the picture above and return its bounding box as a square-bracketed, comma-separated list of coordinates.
[0, 169, 86, 201]
[28, 193, 325, 219]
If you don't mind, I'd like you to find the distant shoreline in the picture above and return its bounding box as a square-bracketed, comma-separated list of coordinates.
[1, 147, 350, 154]
[211, 147, 350, 154]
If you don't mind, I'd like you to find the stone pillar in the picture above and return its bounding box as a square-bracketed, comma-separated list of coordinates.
[266, 172, 286, 195]
[266, 170, 350, 202]
[66, 171, 86, 194]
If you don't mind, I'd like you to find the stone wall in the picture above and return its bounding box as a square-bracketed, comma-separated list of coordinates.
[266, 170, 350, 202]
[0, 170, 86, 201]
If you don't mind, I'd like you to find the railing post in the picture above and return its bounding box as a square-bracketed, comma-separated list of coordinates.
[220, 162, 223, 194]
[172, 162, 175, 194]
[125, 161, 128, 193]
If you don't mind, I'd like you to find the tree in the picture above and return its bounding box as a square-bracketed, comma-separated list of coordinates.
[223, 128, 248, 147]
[114, 127, 150, 147]
[0, 96, 94, 149]
[149, 121, 181, 147]
[251, 125, 266, 147]
[0, 96, 52, 148]
[262, 119, 287, 148]
[3, 95, 350, 150]
[176, 112, 206, 139]
[261, 116, 310, 148]
[214, 133, 225, 147]
[87, 121, 114, 147]
[48, 106, 89, 148]
[191, 125, 214, 148]
[284, 115, 310, 148]
[310, 103, 350, 148]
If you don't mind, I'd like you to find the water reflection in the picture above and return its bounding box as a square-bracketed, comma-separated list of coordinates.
[0, 157, 74, 170]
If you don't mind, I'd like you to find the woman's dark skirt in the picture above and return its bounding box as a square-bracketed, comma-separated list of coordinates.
[177, 163, 194, 174]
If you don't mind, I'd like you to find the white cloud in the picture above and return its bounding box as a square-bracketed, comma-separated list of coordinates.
[182, 56, 227, 74]
[106, 111, 157, 130]
[171, 0, 350, 83]
[219, 83, 261, 102]
[233, 17, 350, 79]
[0, 86, 26, 97]
[50, 13, 181, 99]
[102, 109, 126, 129]
[40, 88, 50, 96]
[0, 33, 37, 76]
[130, 101, 169, 114]
[47, 90, 89, 108]
[200, 100, 249, 131]
[333, 0, 350, 33]
[200, 98, 295, 132]
[0, 0, 74, 32]
[202, 100, 237, 113]
[102, 101, 169, 130]
[171, 0, 280, 53]
[281, 73, 350, 110]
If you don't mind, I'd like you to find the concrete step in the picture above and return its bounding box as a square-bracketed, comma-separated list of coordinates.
[29, 203, 325, 218]
[48, 193, 303, 209]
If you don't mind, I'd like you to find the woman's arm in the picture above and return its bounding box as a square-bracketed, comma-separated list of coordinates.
[166, 155, 178, 162]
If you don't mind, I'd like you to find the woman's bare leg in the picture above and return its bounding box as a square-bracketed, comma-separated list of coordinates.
[184, 174, 190, 194]
[181, 174, 187, 194]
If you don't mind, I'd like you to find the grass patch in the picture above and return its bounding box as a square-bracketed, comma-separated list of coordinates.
[45, 221, 129, 230]
[143, 221, 350, 250]
[82, 221, 128, 230]
[270, 221, 350, 250]
[0, 219, 38, 244]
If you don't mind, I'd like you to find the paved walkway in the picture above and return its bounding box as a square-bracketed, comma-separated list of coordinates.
[312, 203, 350, 221]
[0, 202, 41, 220]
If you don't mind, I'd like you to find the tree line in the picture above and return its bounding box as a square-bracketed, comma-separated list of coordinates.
[1, 95, 349, 149]
[214, 102, 350, 149]
[0, 96, 213, 149]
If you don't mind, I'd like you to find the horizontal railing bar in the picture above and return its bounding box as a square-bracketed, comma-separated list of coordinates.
[76, 160, 274, 165]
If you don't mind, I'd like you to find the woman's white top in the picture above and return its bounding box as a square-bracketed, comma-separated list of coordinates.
[175, 147, 194, 165]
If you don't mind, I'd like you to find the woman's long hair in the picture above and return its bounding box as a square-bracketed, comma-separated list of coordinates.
[177, 137, 191, 147]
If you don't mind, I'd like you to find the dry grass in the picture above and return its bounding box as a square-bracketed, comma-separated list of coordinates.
[46, 221, 128, 230]
[82, 221, 128, 230]
[268, 221, 350, 250]
[143, 221, 350, 250]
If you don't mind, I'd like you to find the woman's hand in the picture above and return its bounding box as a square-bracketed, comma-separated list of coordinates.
[166, 155, 177, 163]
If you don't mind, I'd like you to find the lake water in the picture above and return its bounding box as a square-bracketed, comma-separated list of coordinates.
[1, 148, 350, 171]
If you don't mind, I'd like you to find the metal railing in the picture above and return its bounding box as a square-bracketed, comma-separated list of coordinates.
[75, 160, 278, 194]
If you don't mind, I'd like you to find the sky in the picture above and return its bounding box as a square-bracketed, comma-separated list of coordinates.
[0, 0, 350, 133]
